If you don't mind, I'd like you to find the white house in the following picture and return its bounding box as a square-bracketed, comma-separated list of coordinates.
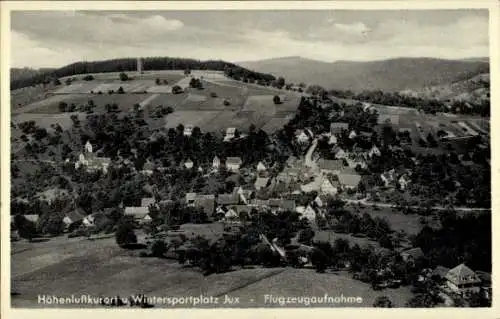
[226, 157, 243, 172]
[184, 159, 194, 169]
[212, 156, 221, 170]
[328, 135, 338, 145]
[257, 161, 267, 172]
[349, 130, 357, 139]
[398, 174, 411, 191]
[368, 145, 381, 158]
[301, 205, 317, 222]
[295, 130, 310, 144]
[445, 264, 482, 295]
[224, 127, 236, 142]
[183, 124, 194, 136]
[320, 175, 341, 195]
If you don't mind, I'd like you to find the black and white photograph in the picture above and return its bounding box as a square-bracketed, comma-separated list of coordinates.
[3, 1, 496, 312]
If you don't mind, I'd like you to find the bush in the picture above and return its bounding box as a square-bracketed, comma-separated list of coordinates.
[119, 72, 129, 81]
[210, 92, 217, 98]
[117, 86, 125, 94]
[172, 85, 183, 94]
[223, 99, 230, 106]
[273, 95, 281, 104]
[83, 75, 95, 81]
[115, 221, 137, 247]
[151, 240, 167, 258]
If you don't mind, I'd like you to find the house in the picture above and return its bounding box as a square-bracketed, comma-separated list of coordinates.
[328, 135, 338, 145]
[224, 127, 236, 142]
[217, 193, 240, 206]
[300, 205, 317, 222]
[141, 160, 155, 176]
[257, 161, 267, 172]
[401, 247, 425, 262]
[330, 122, 349, 135]
[212, 156, 220, 170]
[362, 102, 374, 112]
[184, 159, 194, 169]
[124, 206, 152, 224]
[295, 130, 310, 144]
[380, 169, 396, 187]
[22, 214, 40, 224]
[63, 207, 87, 229]
[338, 169, 362, 190]
[348, 130, 357, 139]
[224, 208, 239, 220]
[445, 264, 482, 295]
[183, 124, 194, 136]
[320, 175, 341, 195]
[235, 186, 254, 204]
[277, 167, 301, 183]
[75, 141, 111, 174]
[254, 177, 270, 191]
[82, 212, 110, 228]
[317, 159, 345, 175]
[314, 194, 331, 208]
[368, 145, 381, 158]
[226, 157, 243, 172]
[398, 174, 411, 190]
[185, 192, 197, 206]
[333, 147, 348, 160]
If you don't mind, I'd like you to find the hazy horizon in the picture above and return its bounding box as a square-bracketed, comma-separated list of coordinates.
[11, 10, 489, 69]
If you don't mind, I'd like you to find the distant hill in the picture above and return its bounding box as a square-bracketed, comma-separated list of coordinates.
[239, 56, 490, 92]
[10, 67, 55, 82]
[11, 57, 276, 90]
[401, 72, 490, 104]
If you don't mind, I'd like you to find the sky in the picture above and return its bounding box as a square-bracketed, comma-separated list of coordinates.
[11, 9, 489, 68]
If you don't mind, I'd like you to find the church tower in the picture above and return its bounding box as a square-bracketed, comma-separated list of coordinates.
[85, 141, 93, 154]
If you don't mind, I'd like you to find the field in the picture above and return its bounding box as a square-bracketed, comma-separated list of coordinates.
[12, 112, 87, 131]
[11, 227, 414, 308]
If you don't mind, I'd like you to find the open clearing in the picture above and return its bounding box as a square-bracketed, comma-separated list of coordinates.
[12, 94, 84, 115]
[12, 112, 87, 131]
[11, 230, 414, 308]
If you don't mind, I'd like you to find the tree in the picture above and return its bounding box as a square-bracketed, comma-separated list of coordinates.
[119, 72, 129, 81]
[83, 75, 95, 81]
[276, 77, 286, 89]
[298, 227, 315, 245]
[373, 296, 393, 308]
[59, 102, 68, 112]
[117, 86, 125, 94]
[273, 95, 281, 105]
[13, 215, 37, 241]
[115, 221, 137, 247]
[155, 78, 161, 85]
[151, 240, 167, 258]
[172, 85, 183, 94]
[405, 293, 438, 308]
[54, 78, 62, 85]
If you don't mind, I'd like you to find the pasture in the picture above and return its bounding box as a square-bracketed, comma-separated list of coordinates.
[12, 112, 87, 131]
[11, 230, 414, 308]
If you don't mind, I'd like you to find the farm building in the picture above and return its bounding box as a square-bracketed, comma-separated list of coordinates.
[226, 157, 243, 172]
[299, 205, 317, 222]
[445, 264, 482, 295]
[330, 122, 349, 135]
[63, 207, 87, 229]
[338, 169, 362, 190]
[217, 193, 240, 206]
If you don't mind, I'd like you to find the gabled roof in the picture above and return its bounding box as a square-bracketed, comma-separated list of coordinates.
[226, 157, 242, 165]
[124, 206, 149, 219]
[318, 159, 344, 171]
[268, 199, 296, 211]
[401, 247, 425, 259]
[254, 177, 270, 189]
[65, 208, 87, 223]
[20, 214, 40, 223]
[445, 263, 481, 285]
[185, 192, 197, 202]
[217, 193, 240, 205]
[338, 170, 362, 187]
[226, 127, 236, 134]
